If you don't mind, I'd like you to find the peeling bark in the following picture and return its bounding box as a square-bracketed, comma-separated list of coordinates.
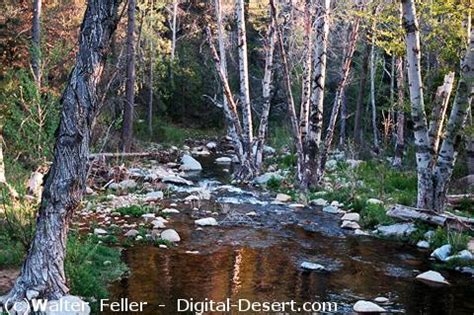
[298, 0, 312, 142]
[31, 0, 42, 89]
[392, 56, 405, 168]
[3, 0, 122, 303]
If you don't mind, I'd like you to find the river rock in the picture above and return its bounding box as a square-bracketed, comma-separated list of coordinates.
[215, 156, 232, 164]
[416, 240, 430, 249]
[326, 159, 338, 171]
[191, 147, 210, 156]
[416, 270, 449, 285]
[206, 141, 217, 150]
[162, 208, 180, 214]
[431, 244, 452, 262]
[151, 220, 166, 229]
[162, 175, 193, 186]
[276, 193, 291, 202]
[310, 198, 328, 206]
[180, 154, 202, 171]
[144, 191, 164, 202]
[141, 213, 155, 222]
[300, 262, 326, 271]
[446, 250, 473, 261]
[377, 223, 416, 237]
[195, 217, 218, 226]
[45, 295, 91, 315]
[341, 220, 361, 230]
[124, 229, 139, 237]
[353, 300, 386, 313]
[246, 211, 257, 217]
[161, 229, 181, 242]
[367, 198, 383, 205]
[322, 205, 340, 214]
[424, 230, 435, 240]
[330, 200, 344, 207]
[341, 212, 360, 222]
[254, 172, 283, 185]
[373, 297, 389, 304]
[93, 228, 107, 236]
[119, 179, 137, 190]
[354, 229, 370, 236]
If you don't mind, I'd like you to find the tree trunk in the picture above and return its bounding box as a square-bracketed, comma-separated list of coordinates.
[428, 72, 455, 155]
[3, 0, 121, 302]
[303, 0, 330, 189]
[338, 90, 347, 147]
[353, 36, 370, 146]
[318, 17, 361, 179]
[170, 0, 178, 61]
[121, 0, 136, 152]
[402, 0, 433, 209]
[298, 0, 312, 142]
[369, 37, 379, 153]
[392, 56, 405, 168]
[148, 41, 154, 137]
[31, 0, 42, 89]
[236, 0, 253, 152]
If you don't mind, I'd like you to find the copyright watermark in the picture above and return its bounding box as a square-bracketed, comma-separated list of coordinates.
[2, 297, 89, 315]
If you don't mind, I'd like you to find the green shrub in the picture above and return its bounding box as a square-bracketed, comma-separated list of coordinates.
[360, 204, 394, 229]
[266, 176, 282, 191]
[115, 204, 152, 217]
[0, 234, 25, 266]
[430, 227, 470, 252]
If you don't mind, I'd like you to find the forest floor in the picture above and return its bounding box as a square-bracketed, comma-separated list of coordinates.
[1, 137, 474, 314]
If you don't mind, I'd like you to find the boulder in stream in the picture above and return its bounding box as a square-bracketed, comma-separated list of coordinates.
[180, 154, 202, 171]
[353, 300, 386, 313]
[431, 244, 452, 261]
[416, 270, 449, 285]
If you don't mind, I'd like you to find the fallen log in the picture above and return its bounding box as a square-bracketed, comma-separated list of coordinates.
[446, 194, 474, 205]
[89, 152, 162, 159]
[387, 204, 474, 231]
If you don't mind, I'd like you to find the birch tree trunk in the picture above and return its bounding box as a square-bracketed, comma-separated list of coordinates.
[170, 0, 178, 61]
[148, 41, 154, 137]
[392, 56, 405, 168]
[298, 0, 312, 142]
[318, 17, 360, 179]
[31, 0, 42, 89]
[402, 0, 433, 209]
[121, 0, 136, 152]
[369, 37, 379, 153]
[303, 0, 330, 189]
[236, 0, 253, 152]
[3, 0, 121, 302]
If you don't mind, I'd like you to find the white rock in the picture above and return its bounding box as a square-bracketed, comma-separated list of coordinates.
[341, 220, 361, 230]
[27, 171, 44, 199]
[263, 145, 276, 154]
[310, 198, 328, 206]
[195, 217, 218, 226]
[354, 229, 370, 236]
[341, 212, 360, 222]
[446, 250, 473, 261]
[330, 200, 344, 207]
[135, 235, 143, 241]
[45, 295, 91, 315]
[377, 223, 416, 237]
[206, 141, 217, 150]
[162, 175, 193, 186]
[119, 179, 137, 190]
[353, 300, 386, 313]
[215, 157, 232, 164]
[275, 193, 292, 202]
[373, 297, 389, 304]
[367, 198, 383, 205]
[322, 205, 340, 214]
[141, 213, 155, 222]
[161, 229, 181, 242]
[144, 191, 164, 201]
[151, 220, 166, 229]
[245, 211, 257, 217]
[301, 262, 326, 271]
[93, 228, 107, 236]
[184, 194, 200, 201]
[416, 240, 430, 249]
[416, 270, 449, 285]
[424, 230, 435, 240]
[162, 208, 180, 214]
[85, 187, 94, 195]
[431, 244, 452, 262]
[326, 159, 338, 171]
[124, 229, 139, 237]
[191, 147, 210, 156]
[289, 203, 305, 208]
[180, 154, 202, 171]
[254, 172, 283, 185]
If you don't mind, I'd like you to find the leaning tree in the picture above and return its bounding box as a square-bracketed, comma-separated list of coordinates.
[402, 0, 473, 212]
[2, 0, 122, 303]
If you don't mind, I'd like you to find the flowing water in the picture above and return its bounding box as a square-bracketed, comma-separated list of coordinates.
[107, 157, 474, 314]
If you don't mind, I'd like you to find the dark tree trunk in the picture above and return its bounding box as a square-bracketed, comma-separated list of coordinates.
[353, 36, 370, 146]
[31, 0, 42, 88]
[121, 0, 136, 152]
[3, 0, 121, 303]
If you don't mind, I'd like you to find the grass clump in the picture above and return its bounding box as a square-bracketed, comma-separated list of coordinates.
[360, 204, 394, 229]
[266, 176, 282, 191]
[115, 204, 152, 217]
[430, 227, 470, 252]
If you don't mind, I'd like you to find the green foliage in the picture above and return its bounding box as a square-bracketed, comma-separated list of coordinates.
[266, 176, 282, 191]
[65, 234, 128, 303]
[0, 233, 25, 266]
[430, 227, 470, 252]
[115, 204, 152, 217]
[268, 125, 292, 151]
[154, 239, 174, 247]
[360, 203, 394, 229]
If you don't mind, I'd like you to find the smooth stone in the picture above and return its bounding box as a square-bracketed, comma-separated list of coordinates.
[162, 208, 180, 214]
[353, 300, 386, 313]
[124, 229, 139, 237]
[254, 172, 283, 185]
[322, 205, 340, 214]
[416, 270, 449, 285]
[431, 244, 452, 262]
[367, 198, 383, 205]
[354, 229, 370, 236]
[151, 220, 166, 229]
[93, 228, 107, 235]
[162, 175, 193, 186]
[195, 217, 218, 226]
[215, 156, 232, 164]
[300, 262, 326, 271]
[289, 203, 305, 208]
[135, 235, 143, 241]
[144, 191, 164, 201]
[141, 213, 155, 222]
[341, 212, 360, 222]
[373, 297, 389, 304]
[330, 200, 344, 207]
[180, 154, 202, 171]
[119, 179, 137, 190]
[206, 141, 217, 150]
[160, 229, 181, 242]
[424, 230, 435, 240]
[275, 193, 292, 202]
[416, 240, 430, 249]
[446, 250, 473, 261]
[245, 211, 257, 217]
[377, 223, 416, 237]
[341, 220, 361, 230]
[310, 198, 328, 206]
